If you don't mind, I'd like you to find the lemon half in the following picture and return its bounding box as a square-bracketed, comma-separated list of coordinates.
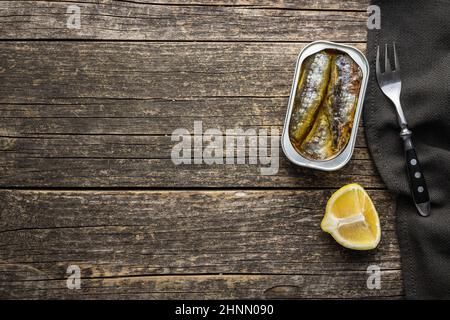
[321, 183, 381, 250]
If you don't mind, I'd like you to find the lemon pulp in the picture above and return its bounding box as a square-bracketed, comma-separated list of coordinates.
[321, 183, 381, 250]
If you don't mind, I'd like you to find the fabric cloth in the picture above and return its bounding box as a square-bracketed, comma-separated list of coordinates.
[364, 0, 450, 299]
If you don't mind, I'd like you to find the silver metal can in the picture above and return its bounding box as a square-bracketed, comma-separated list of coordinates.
[281, 41, 370, 171]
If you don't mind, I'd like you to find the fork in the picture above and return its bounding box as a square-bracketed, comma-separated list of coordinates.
[376, 43, 431, 217]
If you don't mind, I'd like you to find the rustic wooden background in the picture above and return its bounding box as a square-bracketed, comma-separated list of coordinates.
[0, 0, 403, 299]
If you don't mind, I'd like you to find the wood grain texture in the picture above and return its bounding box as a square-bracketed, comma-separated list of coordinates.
[0, 189, 402, 299]
[0, 42, 380, 188]
[0, 42, 366, 101]
[101, 0, 370, 10]
[2, 274, 402, 299]
[0, 1, 368, 40]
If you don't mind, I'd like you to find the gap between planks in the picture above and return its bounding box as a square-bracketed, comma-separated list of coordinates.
[0, 186, 391, 191]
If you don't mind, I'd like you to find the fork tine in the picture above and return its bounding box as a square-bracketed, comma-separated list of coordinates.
[393, 42, 400, 72]
[384, 43, 392, 72]
[376, 45, 381, 77]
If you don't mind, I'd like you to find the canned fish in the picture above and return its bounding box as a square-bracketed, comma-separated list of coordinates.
[281, 41, 369, 171]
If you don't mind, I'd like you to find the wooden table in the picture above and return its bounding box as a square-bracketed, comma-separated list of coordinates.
[0, 0, 403, 299]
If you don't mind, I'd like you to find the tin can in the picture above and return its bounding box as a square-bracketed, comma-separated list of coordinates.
[281, 41, 370, 171]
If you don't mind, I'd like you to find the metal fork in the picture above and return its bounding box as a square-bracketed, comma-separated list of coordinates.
[376, 43, 431, 217]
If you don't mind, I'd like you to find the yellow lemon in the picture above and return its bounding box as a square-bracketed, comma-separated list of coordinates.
[321, 183, 381, 250]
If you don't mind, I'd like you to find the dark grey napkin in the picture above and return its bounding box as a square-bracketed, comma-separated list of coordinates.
[364, 0, 450, 299]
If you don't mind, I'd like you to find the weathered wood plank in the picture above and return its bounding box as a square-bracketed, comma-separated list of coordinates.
[0, 1, 368, 41]
[0, 133, 372, 160]
[0, 189, 402, 299]
[0, 156, 383, 188]
[0, 98, 366, 133]
[0, 42, 365, 102]
[1, 274, 402, 300]
[0, 132, 378, 188]
[0, 42, 380, 187]
[104, 0, 370, 10]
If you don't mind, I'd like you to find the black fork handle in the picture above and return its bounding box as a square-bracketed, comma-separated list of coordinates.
[401, 128, 431, 216]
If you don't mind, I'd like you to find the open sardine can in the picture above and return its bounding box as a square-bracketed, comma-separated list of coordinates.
[282, 41, 370, 171]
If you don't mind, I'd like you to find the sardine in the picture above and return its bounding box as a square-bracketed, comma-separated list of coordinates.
[289, 50, 362, 161]
[289, 51, 332, 148]
[299, 108, 334, 161]
[324, 54, 363, 154]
